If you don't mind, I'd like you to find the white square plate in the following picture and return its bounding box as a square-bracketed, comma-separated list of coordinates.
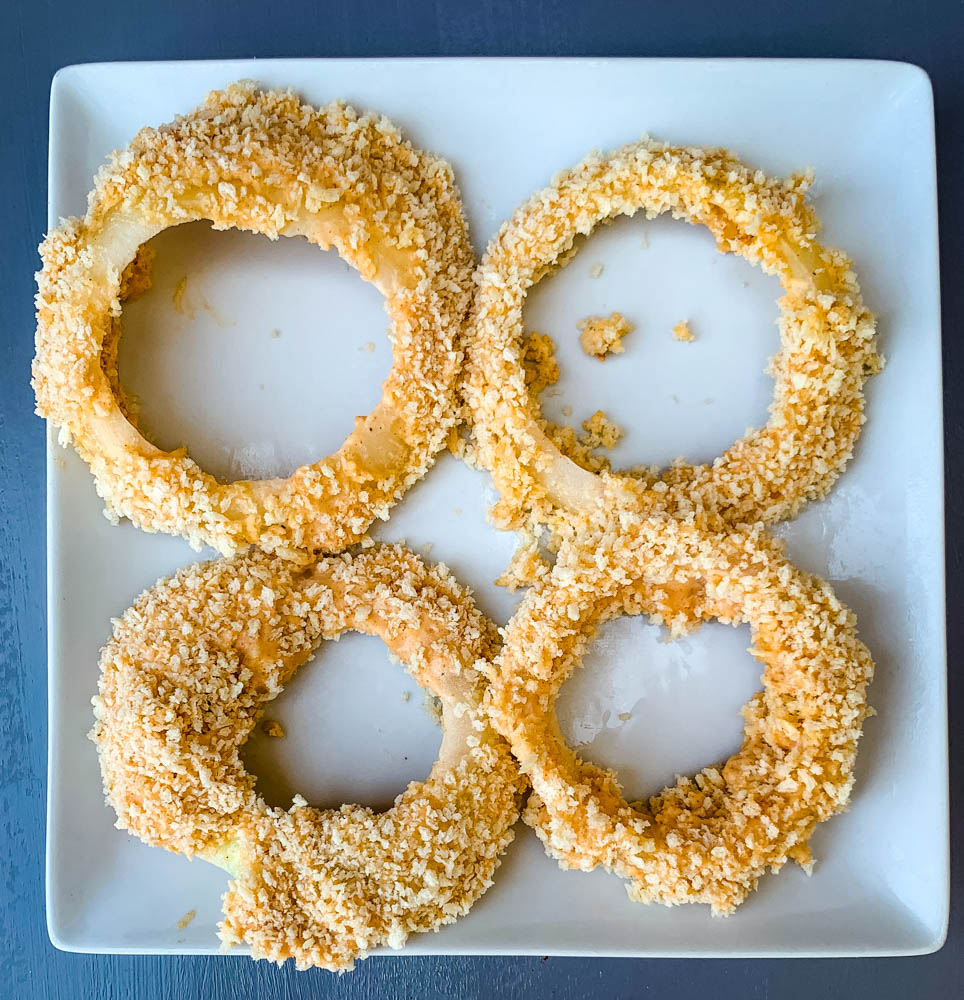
[46, 58, 947, 958]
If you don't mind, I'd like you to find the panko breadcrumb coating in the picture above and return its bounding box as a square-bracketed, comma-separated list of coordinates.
[33, 82, 475, 560]
[485, 519, 874, 913]
[521, 331, 561, 396]
[578, 312, 634, 360]
[493, 530, 552, 592]
[91, 545, 523, 970]
[463, 139, 880, 548]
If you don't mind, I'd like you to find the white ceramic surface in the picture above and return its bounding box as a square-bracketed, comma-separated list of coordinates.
[45, 58, 946, 958]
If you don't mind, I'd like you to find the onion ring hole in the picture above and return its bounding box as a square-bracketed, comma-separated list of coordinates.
[522, 213, 782, 470]
[118, 222, 391, 484]
[555, 617, 759, 802]
[241, 632, 442, 812]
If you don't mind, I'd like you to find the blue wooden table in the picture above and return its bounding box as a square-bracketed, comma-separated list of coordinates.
[2, 1, 960, 996]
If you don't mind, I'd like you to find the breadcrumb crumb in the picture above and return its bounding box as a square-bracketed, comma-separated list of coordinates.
[522, 332, 560, 396]
[494, 531, 551, 591]
[578, 312, 633, 360]
[672, 320, 694, 342]
[579, 410, 623, 450]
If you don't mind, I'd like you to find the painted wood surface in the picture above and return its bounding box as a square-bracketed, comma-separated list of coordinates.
[1, 1, 961, 996]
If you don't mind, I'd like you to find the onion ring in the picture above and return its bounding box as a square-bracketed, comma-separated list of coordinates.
[464, 139, 880, 543]
[91, 544, 522, 970]
[485, 519, 874, 913]
[34, 82, 474, 558]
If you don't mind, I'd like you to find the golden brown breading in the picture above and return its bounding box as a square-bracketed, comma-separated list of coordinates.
[521, 331, 561, 395]
[91, 545, 523, 970]
[34, 82, 474, 559]
[463, 139, 880, 546]
[485, 520, 874, 914]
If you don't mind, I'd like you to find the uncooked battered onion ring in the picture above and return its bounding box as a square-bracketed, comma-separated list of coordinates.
[485, 519, 874, 913]
[464, 139, 880, 543]
[91, 545, 522, 970]
[34, 82, 474, 558]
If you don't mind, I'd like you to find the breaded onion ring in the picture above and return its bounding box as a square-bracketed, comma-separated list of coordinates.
[464, 139, 880, 543]
[34, 82, 474, 559]
[485, 520, 874, 913]
[90, 545, 522, 970]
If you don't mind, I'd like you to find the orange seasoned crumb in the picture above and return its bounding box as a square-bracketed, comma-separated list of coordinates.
[260, 719, 285, 739]
[578, 312, 633, 360]
[119, 245, 155, 302]
[446, 425, 467, 459]
[494, 532, 551, 591]
[521, 332, 560, 396]
[176, 909, 197, 930]
[580, 410, 623, 450]
[672, 320, 694, 342]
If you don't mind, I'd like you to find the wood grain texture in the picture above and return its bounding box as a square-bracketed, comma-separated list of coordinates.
[1, 0, 961, 996]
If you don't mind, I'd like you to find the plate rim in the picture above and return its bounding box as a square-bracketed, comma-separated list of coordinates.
[43, 54, 948, 960]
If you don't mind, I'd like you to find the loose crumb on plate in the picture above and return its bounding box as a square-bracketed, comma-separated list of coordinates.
[261, 719, 286, 739]
[176, 909, 197, 930]
[672, 320, 695, 342]
[590, 263, 604, 278]
[580, 410, 623, 450]
[578, 312, 633, 360]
